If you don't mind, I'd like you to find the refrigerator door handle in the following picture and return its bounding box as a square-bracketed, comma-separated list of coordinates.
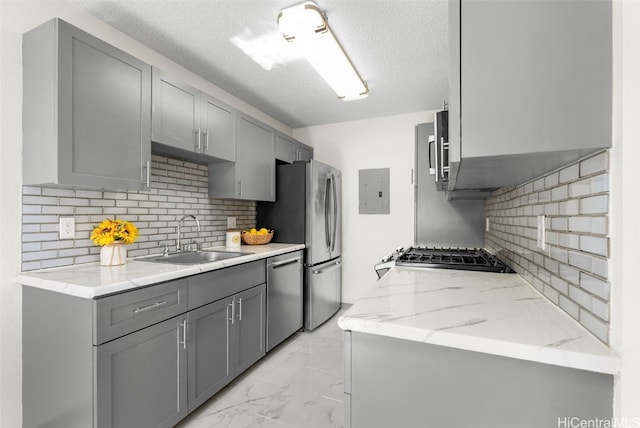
[312, 260, 342, 274]
[330, 173, 338, 252]
[324, 175, 331, 249]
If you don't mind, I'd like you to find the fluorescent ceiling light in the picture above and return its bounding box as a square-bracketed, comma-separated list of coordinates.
[278, 1, 369, 101]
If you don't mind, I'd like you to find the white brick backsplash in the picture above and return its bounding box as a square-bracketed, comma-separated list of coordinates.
[580, 151, 608, 177]
[21, 155, 257, 272]
[559, 164, 580, 183]
[580, 272, 610, 300]
[580, 310, 608, 343]
[580, 195, 608, 214]
[579, 235, 608, 256]
[559, 295, 580, 320]
[569, 179, 591, 198]
[485, 151, 610, 343]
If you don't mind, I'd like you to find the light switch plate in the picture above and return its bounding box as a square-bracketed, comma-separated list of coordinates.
[59, 217, 75, 239]
[227, 216, 236, 229]
[536, 215, 546, 250]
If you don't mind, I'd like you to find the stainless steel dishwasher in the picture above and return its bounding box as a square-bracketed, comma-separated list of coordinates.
[266, 250, 303, 352]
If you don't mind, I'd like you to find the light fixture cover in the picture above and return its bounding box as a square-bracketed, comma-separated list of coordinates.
[278, 1, 369, 101]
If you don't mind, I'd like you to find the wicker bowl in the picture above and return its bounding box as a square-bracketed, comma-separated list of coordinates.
[241, 230, 274, 245]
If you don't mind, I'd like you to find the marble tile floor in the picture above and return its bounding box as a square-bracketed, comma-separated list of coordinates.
[176, 308, 347, 428]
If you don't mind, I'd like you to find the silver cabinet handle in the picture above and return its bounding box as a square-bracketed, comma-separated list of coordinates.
[134, 300, 167, 314]
[238, 180, 243, 197]
[197, 128, 203, 151]
[144, 160, 151, 187]
[270, 257, 301, 268]
[434, 135, 440, 183]
[228, 301, 235, 325]
[204, 130, 209, 151]
[179, 320, 187, 349]
[237, 298, 242, 321]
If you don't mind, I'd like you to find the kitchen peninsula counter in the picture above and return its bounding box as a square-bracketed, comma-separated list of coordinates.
[16, 243, 304, 298]
[338, 267, 619, 375]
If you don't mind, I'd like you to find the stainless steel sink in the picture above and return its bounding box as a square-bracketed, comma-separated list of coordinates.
[142, 250, 250, 265]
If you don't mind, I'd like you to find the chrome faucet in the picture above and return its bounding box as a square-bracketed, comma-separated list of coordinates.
[176, 214, 201, 252]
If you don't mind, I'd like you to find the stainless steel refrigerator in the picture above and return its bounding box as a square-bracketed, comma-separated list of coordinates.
[257, 160, 342, 330]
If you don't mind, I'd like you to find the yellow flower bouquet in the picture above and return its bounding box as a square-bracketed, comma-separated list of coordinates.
[91, 218, 139, 246]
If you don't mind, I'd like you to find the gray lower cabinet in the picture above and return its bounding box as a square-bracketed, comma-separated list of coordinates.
[187, 298, 233, 411]
[23, 18, 152, 191]
[95, 316, 188, 428]
[187, 284, 266, 412]
[208, 113, 276, 201]
[23, 260, 267, 428]
[344, 331, 613, 428]
[152, 68, 236, 163]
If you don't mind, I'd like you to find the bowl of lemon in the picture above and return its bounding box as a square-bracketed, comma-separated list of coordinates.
[241, 227, 274, 245]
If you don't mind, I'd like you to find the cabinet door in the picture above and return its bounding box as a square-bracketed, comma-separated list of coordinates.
[296, 143, 313, 162]
[201, 95, 236, 161]
[24, 19, 151, 190]
[234, 284, 266, 375]
[151, 68, 201, 153]
[237, 114, 276, 201]
[95, 316, 188, 428]
[275, 132, 295, 163]
[187, 298, 234, 411]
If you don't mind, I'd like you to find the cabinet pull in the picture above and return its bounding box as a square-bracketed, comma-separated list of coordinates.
[237, 298, 243, 321]
[204, 130, 209, 151]
[196, 128, 202, 152]
[133, 300, 167, 314]
[238, 180, 242, 197]
[270, 257, 301, 268]
[144, 160, 151, 187]
[228, 301, 235, 325]
[179, 320, 187, 349]
[434, 135, 440, 183]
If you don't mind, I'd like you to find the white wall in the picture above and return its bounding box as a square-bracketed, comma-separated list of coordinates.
[293, 111, 434, 303]
[610, 0, 640, 419]
[0, 2, 292, 425]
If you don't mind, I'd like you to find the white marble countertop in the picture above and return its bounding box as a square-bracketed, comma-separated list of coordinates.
[15, 243, 304, 299]
[338, 267, 619, 375]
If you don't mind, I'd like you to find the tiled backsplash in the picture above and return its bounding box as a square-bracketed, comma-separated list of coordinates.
[21, 155, 256, 271]
[485, 151, 610, 343]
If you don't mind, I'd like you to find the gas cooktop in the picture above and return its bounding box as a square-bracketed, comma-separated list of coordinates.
[394, 247, 515, 274]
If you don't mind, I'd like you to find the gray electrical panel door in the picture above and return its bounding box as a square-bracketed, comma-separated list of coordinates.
[95, 316, 188, 428]
[359, 169, 390, 215]
[187, 298, 234, 411]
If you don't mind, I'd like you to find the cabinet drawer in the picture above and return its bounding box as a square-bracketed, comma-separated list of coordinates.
[94, 279, 188, 345]
[188, 260, 265, 310]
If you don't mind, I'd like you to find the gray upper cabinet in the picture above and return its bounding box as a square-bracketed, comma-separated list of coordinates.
[152, 68, 236, 162]
[209, 113, 276, 201]
[23, 18, 152, 191]
[276, 132, 313, 163]
[448, 0, 612, 191]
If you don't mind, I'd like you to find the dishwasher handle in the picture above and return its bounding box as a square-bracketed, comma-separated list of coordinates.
[269, 256, 302, 269]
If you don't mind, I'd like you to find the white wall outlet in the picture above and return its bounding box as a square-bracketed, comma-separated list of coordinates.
[59, 217, 75, 239]
[485, 218, 490, 232]
[227, 216, 236, 229]
[536, 215, 546, 251]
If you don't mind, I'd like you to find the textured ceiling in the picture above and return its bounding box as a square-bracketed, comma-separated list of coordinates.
[67, 0, 450, 128]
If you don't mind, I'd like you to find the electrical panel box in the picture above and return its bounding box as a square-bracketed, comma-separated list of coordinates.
[359, 168, 390, 215]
